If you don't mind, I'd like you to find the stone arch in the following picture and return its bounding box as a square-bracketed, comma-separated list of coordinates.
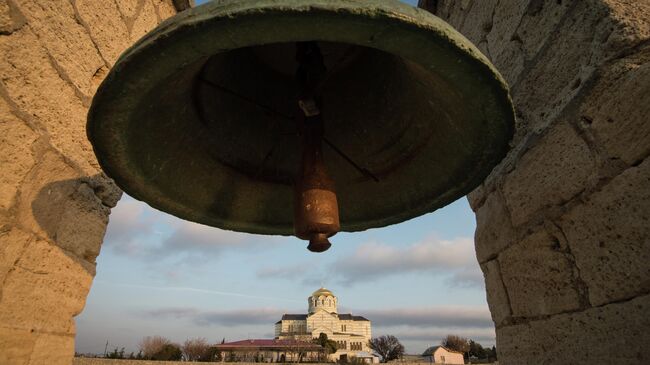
[0, 1, 648, 365]
[421, 0, 650, 364]
[0, 1, 189, 364]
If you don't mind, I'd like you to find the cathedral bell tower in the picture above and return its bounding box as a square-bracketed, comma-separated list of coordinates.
[308, 287, 338, 314]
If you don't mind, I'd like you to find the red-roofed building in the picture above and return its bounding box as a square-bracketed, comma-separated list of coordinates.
[214, 339, 324, 362]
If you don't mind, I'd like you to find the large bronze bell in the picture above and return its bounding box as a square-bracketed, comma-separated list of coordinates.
[87, 0, 515, 252]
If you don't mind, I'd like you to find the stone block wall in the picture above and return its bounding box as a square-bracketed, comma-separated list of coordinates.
[0, 1, 187, 364]
[419, 1, 650, 364]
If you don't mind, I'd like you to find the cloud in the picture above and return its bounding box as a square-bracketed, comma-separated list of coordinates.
[103, 197, 158, 256]
[368, 306, 496, 349]
[144, 307, 291, 327]
[375, 326, 496, 345]
[104, 195, 286, 263]
[142, 304, 493, 331]
[254, 262, 324, 287]
[96, 281, 304, 303]
[365, 306, 492, 328]
[256, 263, 311, 279]
[329, 237, 483, 287]
[158, 221, 265, 260]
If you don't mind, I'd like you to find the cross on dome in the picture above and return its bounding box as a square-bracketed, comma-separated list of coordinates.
[308, 287, 338, 314]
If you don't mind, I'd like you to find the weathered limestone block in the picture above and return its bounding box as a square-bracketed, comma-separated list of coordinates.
[115, 0, 140, 20]
[0, 228, 32, 298]
[488, 1, 572, 87]
[12, 0, 106, 100]
[512, 0, 649, 135]
[579, 45, 650, 166]
[466, 183, 485, 211]
[601, 0, 650, 49]
[30, 333, 75, 365]
[131, 0, 160, 43]
[452, 0, 498, 57]
[0, 238, 93, 334]
[471, 1, 528, 84]
[0, 0, 26, 34]
[497, 294, 650, 364]
[0, 327, 36, 365]
[154, 0, 178, 20]
[511, 3, 605, 132]
[82, 174, 123, 210]
[559, 158, 650, 307]
[54, 183, 110, 266]
[1, 0, 177, 364]
[503, 123, 596, 226]
[14, 150, 79, 239]
[427, 1, 650, 364]
[480, 259, 512, 326]
[498, 229, 584, 317]
[75, 0, 131, 66]
[0, 98, 38, 211]
[172, 0, 195, 12]
[0, 27, 99, 173]
[434, 0, 473, 35]
[473, 191, 514, 262]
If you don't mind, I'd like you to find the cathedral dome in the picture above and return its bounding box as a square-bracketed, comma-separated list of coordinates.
[312, 287, 334, 297]
[308, 287, 338, 314]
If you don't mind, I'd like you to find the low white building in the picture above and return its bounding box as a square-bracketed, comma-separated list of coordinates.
[275, 287, 375, 362]
[423, 346, 464, 364]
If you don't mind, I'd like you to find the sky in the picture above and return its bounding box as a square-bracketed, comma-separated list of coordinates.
[74, 0, 495, 356]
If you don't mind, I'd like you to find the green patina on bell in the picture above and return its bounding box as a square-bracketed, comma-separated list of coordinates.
[87, 0, 515, 252]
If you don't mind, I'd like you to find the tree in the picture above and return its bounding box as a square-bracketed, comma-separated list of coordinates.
[226, 351, 236, 362]
[315, 333, 338, 355]
[105, 347, 125, 359]
[468, 340, 487, 360]
[441, 334, 470, 354]
[287, 341, 315, 363]
[368, 335, 404, 363]
[182, 337, 210, 361]
[200, 346, 222, 362]
[152, 343, 183, 361]
[139, 335, 172, 359]
[489, 345, 498, 361]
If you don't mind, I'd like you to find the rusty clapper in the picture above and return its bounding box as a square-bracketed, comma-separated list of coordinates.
[294, 42, 340, 252]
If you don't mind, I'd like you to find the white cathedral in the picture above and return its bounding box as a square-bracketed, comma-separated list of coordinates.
[275, 287, 374, 361]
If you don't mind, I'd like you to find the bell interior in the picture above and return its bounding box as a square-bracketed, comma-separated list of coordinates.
[125, 41, 483, 233]
[196, 41, 446, 185]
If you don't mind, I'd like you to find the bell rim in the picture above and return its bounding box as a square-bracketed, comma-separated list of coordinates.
[87, 0, 515, 236]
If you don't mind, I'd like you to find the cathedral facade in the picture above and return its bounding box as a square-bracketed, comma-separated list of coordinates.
[275, 288, 373, 361]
